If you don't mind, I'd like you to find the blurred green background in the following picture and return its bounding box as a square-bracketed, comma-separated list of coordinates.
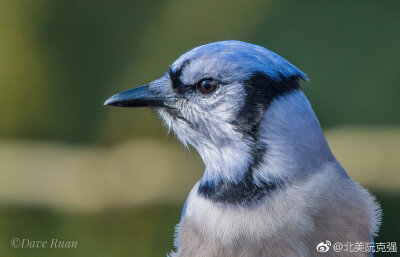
[0, 0, 399, 256]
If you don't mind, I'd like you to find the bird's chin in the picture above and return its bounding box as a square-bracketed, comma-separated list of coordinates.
[156, 108, 196, 148]
[158, 107, 195, 130]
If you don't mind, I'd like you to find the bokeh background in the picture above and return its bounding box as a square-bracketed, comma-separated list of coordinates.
[0, 0, 399, 256]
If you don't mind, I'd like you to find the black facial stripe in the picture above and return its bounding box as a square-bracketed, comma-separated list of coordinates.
[168, 59, 194, 95]
[198, 72, 300, 205]
[234, 72, 302, 138]
[198, 171, 285, 205]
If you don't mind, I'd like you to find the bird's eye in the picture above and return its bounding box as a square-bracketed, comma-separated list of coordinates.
[198, 79, 218, 95]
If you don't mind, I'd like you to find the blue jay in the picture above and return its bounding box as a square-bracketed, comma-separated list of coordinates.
[105, 41, 381, 257]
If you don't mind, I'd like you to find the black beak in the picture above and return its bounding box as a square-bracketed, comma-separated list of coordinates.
[104, 85, 166, 108]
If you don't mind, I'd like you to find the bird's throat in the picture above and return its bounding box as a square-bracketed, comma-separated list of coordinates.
[197, 138, 285, 205]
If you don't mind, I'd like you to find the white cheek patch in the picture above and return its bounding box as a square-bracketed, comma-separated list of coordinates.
[157, 84, 251, 183]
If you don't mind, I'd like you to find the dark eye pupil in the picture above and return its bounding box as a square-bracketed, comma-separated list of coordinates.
[199, 79, 217, 94]
[203, 83, 211, 90]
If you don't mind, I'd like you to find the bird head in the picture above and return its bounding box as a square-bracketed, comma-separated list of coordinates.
[105, 41, 327, 183]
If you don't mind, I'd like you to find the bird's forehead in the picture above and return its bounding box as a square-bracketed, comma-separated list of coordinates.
[170, 41, 307, 83]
